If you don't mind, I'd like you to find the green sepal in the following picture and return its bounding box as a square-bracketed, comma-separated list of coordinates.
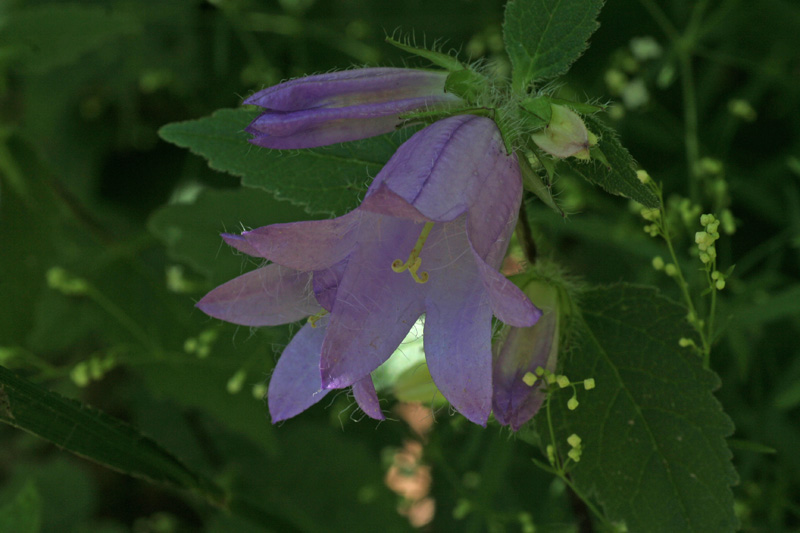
[519, 96, 552, 130]
[519, 153, 563, 216]
[444, 69, 490, 103]
[385, 37, 463, 71]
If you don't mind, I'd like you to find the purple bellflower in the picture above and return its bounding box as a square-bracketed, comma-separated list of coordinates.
[244, 68, 462, 149]
[197, 115, 542, 425]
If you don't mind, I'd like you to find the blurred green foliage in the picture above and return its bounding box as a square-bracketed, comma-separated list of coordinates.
[1, 0, 799, 531]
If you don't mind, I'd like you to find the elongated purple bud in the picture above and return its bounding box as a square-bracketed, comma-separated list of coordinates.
[492, 281, 559, 430]
[244, 68, 462, 149]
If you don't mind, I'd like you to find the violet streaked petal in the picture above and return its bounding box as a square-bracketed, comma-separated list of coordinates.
[362, 116, 507, 222]
[246, 94, 461, 149]
[352, 376, 385, 420]
[471, 248, 541, 328]
[268, 322, 329, 422]
[492, 310, 557, 430]
[244, 68, 454, 111]
[240, 211, 359, 269]
[312, 258, 348, 312]
[221, 233, 261, 257]
[196, 264, 318, 326]
[423, 288, 493, 426]
[320, 215, 425, 389]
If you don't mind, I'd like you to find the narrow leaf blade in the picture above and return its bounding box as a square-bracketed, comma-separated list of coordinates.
[0, 366, 227, 506]
[566, 115, 660, 207]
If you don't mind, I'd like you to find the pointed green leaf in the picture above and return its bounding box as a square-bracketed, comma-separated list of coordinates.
[566, 115, 660, 207]
[159, 109, 411, 216]
[503, 0, 604, 91]
[0, 481, 41, 533]
[547, 285, 737, 531]
[0, 366, 227, 506]
[385, 36, 463, 71]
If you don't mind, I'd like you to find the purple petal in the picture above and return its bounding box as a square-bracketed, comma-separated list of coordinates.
[196, 265, 318, 326]
[239, 211, 359, 269]
[362, 116, 508, 222]
[471, 249, 541, 327]
[492, 310, 558, 430]
[268, 322, 330, 422]
[423, 284, 493, 426]
[246, 98, 450, 150]
[312, 258, 348, 312]
[319, 215, 425, 389]
[244, 68, 453, 111]
[221, 233, 261, 257]
[352, 376, 385, 420]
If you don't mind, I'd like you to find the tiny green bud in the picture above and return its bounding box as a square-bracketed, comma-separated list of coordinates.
[699, 252, 711, 264]
[652, 256, 665, 270]
[567, 448, 582, 462]
[545, 372, 557, 385]
[715, 279, 726, 290]
[556, 375, 570, 388]
[567, 396, 579, 411]
[251, 382, 268, 400]
[522, 372, 538, 387]
[535, 366, 545, 377]
[227, 369, 247, 394]
[183, 337, 198, 353]
[728, 99, 757, 122]
[567, 433, 582, 447]
[546, 444, 555, 464]
[664, 263, 678, 277]
[678, 337, 692, 348]
[583, 378, 596, 390]
[711, 270, 721, 280]
[70, 362, 91, 387]
[699, 214, 714, 226]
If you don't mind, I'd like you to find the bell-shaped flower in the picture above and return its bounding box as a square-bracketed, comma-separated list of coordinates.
[197, 115, 541, 425]
[244, 68, 462, 149]
[492, 280, 560, 430]
[531, 104, 595, 160]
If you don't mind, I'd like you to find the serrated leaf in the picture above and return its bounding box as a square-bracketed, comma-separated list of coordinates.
[547, 285, 737, 532]
[566, 116, 659, 207]
[0, 366, 227, 506]
[503, 0, 604, 91]
[158, 109, 411, 216]
[0, 4, 140, 73]
[0, 481, 41, 533]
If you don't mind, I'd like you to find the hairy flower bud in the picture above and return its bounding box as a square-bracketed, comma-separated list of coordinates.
[531, 104, 594, 160]
[492, 280, 560, 430]
[243, 68, 462, 149]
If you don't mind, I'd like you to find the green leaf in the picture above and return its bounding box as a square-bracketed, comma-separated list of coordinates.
[158, 109, 410, 216]
[547, 285, 737, 531]
[0, 365, 227, 507]
[148, 187, 315, 285]
[503, 0, 604, 91]
[0, 481, 41, 533]
[0, 4, 140, 73]
[566, 115, 660, 207]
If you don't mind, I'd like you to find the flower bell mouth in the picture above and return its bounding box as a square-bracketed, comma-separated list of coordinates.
[391, 222, 435, 284]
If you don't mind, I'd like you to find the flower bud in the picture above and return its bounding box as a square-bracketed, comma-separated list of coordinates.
[531, 105, 594, 160]
[492, 281, 559, 430]
[244, 68, 462, 149]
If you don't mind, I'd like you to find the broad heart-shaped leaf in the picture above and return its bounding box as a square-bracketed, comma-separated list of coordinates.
[547, 285, 737, 532]
[503, 0, 604, 91]
[0, 481, 41, 533]
[566, 115, 660, 207]
[0, 4, 140, 73]
[159, 109, 413, 216]
[0, 366, 226, 507]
